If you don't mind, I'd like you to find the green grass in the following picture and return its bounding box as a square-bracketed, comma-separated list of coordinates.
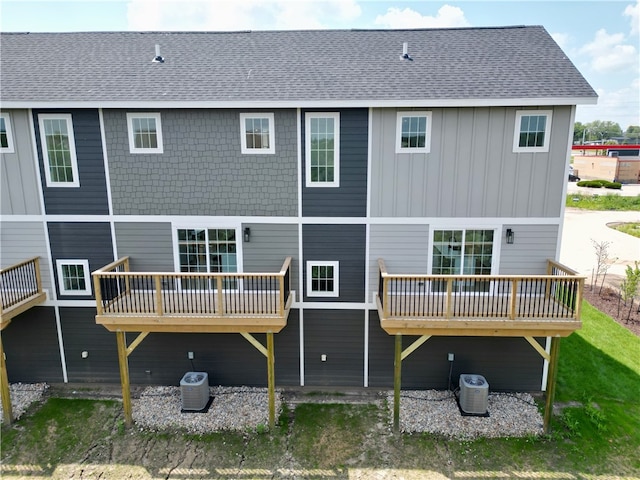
[566, 193, 640, 210]
[611, 222, 640, 238]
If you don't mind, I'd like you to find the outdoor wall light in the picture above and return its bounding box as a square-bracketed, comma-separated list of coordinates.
[506, 228, 515, 245]
[244, 227, 251, 243]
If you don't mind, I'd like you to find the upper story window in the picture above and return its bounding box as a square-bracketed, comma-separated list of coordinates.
[306, 112, 340, 187]
[0, 112, 15, 153]
[306, 261, 339, 297]
[38, 114, 79, 187]
[396, 111, 432, 153]
[513, 110, 552, 153]
[240, 113, 275, 154]
[56, 259, 92, 296]
[127, 113, 163, 154]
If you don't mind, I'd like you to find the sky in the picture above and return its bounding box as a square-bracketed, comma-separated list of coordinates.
[1, 0, 639, 131]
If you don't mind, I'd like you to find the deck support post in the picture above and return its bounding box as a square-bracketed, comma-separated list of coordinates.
[267, 332, 275, 430]
[116, 331, 133, 427]
[543, 336, 561, 433]
[0, 334, 12, 425]
[393, 333, 402, 431]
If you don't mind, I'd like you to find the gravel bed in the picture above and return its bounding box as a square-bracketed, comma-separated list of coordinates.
[133, 385, 282, 434]
[390, 390, 544, 439]
[0, 383, 49, 424]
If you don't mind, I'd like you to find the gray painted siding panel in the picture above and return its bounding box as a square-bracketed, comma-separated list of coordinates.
[500, 224, 559, 275]
[48, 222, 113, 299]
[368, 224, 429, 302]
[303, 224, 365, 302]
[368, 312, 544, 390]
[304, 309, 364, 386]
[3, 307, 64, 383]
[33, 109, 109, 215]
[104, 109, 297, 216]
[371, 106, 571, 218]
[302, 109, 368, 217]
[0, 221, 52, 293]
[0, 110, 41, 215]
[242, 223, 299, 293]
[115, 222, 174, 271]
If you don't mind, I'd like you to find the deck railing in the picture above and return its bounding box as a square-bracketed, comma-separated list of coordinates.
[0, 257, 44, 313]
[93, 257, 292, 318]
[378, 259, 584, 321]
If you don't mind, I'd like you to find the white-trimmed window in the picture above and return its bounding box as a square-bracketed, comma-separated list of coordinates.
[240, 113, 275, 154]
[56, 260, 91, 296]
[396, 111, 432, 153]
[38, 114, 79, 187]
[306, 261, 339, 297]
[513, 110, 552, 153]
[305, 112, 340, 187]
[127, 113, 163, 154]
[0, 112, 15, 153]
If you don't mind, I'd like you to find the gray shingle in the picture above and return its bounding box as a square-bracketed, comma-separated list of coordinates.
[0, 27, 597, 104]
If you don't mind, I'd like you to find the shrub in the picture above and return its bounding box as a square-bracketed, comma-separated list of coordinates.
[576, 179, 622, 189]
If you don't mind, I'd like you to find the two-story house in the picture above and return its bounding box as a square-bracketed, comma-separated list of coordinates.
[1, 27, 596, 424]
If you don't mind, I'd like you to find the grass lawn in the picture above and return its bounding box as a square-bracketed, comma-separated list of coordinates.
[2, 301, 639, 479]
[566, 193, 640, 211]
[611, 222, 640, 238]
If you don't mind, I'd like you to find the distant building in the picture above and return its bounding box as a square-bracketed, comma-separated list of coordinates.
[573, 148, 640, 183]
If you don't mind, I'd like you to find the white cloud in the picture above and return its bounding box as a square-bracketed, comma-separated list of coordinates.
[126, 0, 361, 31]
[580, 29, 639, 73]
[550, 32, 570, 51]
[374, 5, 470, 29]
[576, 79, 640, 129]
[624, 0, 640, 35]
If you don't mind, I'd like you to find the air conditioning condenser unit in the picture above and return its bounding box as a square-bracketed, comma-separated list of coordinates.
[180, 372, 209, 411]
[459, 374, 488, 415]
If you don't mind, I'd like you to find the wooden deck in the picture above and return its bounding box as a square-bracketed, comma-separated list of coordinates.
[93, 257, 293, 333]
[0, 257, 47, 330]
[377, 259, 584, 337]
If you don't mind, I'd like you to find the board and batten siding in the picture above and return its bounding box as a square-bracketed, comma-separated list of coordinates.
[33, 109, 109, 215]
[499, 224, 559, 275]
[242, 223, 299, 292]
[301, 108, 368, 217]
[0, 221, 52, 294]
[103, 109, 298, 217]
[47, 222, 114, 300]
[115, 222, 174, 271]
[370, 106, 572, 218]
[0, 110, 42, 215]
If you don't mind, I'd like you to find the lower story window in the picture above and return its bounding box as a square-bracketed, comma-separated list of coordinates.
[56, 260, 91, 296]
[307, 261, 339, 297]
[177, 228, 237, 288]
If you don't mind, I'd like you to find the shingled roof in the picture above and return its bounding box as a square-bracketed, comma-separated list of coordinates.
[0, 26, 597, 107]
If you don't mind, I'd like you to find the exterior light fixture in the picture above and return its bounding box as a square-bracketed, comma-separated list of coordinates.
[506, 228, 514, 245]
[244, 227, 251, 242]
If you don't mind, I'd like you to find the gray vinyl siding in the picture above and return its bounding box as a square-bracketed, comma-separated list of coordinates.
[0, 110, 41, 215]
[370, 106, 572, 218]
[33, 109, 109, 215]
[2, 307, 64, 383]
[47, 222, 113, 300]
[303, 310, 364, 386]
[500, 224, 560, 274]
[115, 222, 174, 271]
[242, 223, 299, 293]
[368, 311, 545, 390]
[0, 221, 52, 294]
[302, 109, 368, 217]
[103, 109, 298, 216]
[302, 224, 365, 302]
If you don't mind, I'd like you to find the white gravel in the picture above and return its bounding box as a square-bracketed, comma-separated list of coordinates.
[0, 382, 48, 423]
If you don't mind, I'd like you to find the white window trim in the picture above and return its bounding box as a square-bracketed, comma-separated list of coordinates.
[395, 111, 432, 154]
[38, 113, 80, 188]
[513, 110, 553, 153]
[0, 112, 15, 153]
[56, 259, 92, 296]
[240, 112, 275, 154]
[126, 112, 164, 154]
[427, 226, 500, 276]
[305, 112, 340, 188]
[306, 260, 339, 298]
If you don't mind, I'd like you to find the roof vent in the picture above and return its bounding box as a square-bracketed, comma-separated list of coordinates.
[152, 44, 164, 63]
[401, 42, 413, 61]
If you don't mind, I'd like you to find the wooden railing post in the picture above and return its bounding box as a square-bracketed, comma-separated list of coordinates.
[154, 276, 163, 316]
[216, 276, 224, 315]
[93, 273, 104, 316]
[509, 279, 518, 320]
[446, 278, 453, 319]
[34, 257, 43, 294]
[575, 278, 584, 320]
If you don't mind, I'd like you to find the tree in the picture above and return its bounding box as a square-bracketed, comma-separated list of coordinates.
[573, 121, 586, 144]
[584, 120, 623, 142]
[625, 125, 640, 143]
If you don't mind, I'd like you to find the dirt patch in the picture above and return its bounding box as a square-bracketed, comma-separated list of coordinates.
[583, 285, 640, 336]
